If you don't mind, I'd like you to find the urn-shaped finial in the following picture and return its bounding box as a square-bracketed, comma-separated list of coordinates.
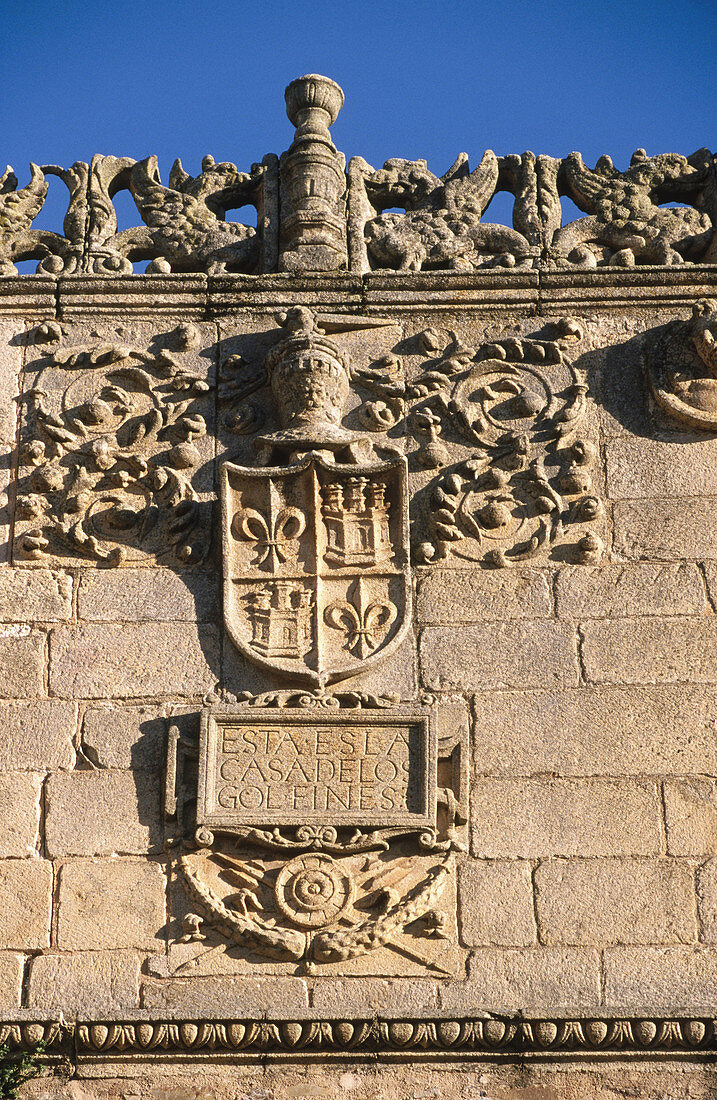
[284, 74, 344, 148]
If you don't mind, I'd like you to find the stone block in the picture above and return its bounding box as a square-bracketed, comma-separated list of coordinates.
[311, 978, 439, 1016]
[49, 623, 218, 698]
[0, 630, 45, 697]
[581, 617, 717, 685]
[45, 770, 162, 857]
[80, 704, 174, 770]
[0, 569, 72, 621]
[416, 567, 552, 623]
[697, 858, 717, 943]
[664, 779, 717, 857]
[604, 946, 717, 1008]
[77, 568, 218, 622]
[442, 947, 601, 1012]
[0, 700, 75, 770]
[0, 859, 52, 949]
[458, 860, 536, 946]
[474, 685, 717, 776]
[471, 778, 661, 858]
[0, 772, 43, 857]
[419, 621, 578, 691]
[534, 859, 696, 945]
[57, 859, 166, 950]
[27, 950, 140, 1015]
[141, 975, 309, 1015]
[607, 437, 717, 499]
[0, 953, 23, 1008]
[555, 562, 705, 619]
[614, 499, 717, 561]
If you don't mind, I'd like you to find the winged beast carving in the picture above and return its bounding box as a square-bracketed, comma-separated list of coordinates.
[552, 147, 717, 267]
[357, 152, 535, 271]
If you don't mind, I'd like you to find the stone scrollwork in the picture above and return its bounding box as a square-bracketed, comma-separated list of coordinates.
[645, 298, 717, 430]
[353, 318, 604, 567]
[17, 323, 212, 565]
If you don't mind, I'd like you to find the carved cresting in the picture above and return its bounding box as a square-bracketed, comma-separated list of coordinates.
[1, 74, 714, 273]
[221, 306, 410, 686]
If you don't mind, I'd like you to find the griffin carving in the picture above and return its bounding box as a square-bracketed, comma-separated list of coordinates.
[359, 152, 533, 271]
[105, 155, 262, 274]
[551, 147, 716, 267]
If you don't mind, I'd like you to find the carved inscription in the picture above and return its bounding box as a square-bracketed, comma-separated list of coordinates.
[197, 710, 436, 829]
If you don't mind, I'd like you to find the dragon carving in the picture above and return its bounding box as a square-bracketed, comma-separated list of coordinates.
[552, 147, 717, 267]
[358, 152, 535, 271]
[101, 154, 262, 274]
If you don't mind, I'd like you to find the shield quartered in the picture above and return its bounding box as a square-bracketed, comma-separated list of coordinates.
[221, 453, 411, 686]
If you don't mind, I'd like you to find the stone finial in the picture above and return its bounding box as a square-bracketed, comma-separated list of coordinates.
[284, 74, 344, 151]
[279, 74, 348, 273]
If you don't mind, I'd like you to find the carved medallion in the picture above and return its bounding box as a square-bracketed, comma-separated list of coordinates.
[645, 298, 717, 430]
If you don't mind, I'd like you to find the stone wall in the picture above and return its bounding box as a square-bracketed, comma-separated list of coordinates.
[1, 76, 717, 1099]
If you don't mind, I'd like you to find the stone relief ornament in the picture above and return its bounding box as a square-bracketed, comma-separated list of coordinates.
[353, 318, 604, 567]
[221, 307, 411, 686]
[644, 298, 717, 430]
[163, 695, 468, 977]
[550, 148, 717, 268]
[1, 75, 715, 273]
[16, 323, 212, 565]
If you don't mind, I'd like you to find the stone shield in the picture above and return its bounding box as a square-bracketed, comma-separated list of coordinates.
[221, 453, 411, 685]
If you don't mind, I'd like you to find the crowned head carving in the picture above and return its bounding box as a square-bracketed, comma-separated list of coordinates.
[257, 307, 362, 458]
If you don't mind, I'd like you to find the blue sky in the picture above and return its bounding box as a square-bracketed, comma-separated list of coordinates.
[1, 0, 715, 234]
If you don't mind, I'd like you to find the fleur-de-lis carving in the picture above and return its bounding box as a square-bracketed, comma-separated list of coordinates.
[324, 578, 396, 659]
[233, 505, 306, 570]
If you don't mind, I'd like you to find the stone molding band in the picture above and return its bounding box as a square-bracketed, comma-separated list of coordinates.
[3, 1015, 717, 1062]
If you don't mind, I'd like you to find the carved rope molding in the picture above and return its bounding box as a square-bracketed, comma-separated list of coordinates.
[1, 74, 715, 276]
[3, 1015, 717, 1062]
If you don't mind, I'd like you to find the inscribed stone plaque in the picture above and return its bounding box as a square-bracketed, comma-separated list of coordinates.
[197, 707, 436, 830]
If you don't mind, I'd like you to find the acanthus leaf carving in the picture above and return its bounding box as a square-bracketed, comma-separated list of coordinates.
[17, 325, 212, 566]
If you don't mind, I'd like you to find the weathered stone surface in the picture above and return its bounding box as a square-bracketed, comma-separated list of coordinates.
[697, 858, 717, 944]
[0, 859, 52, 949]
[614, 498, 717, 561]
[458, 860, 536, 946]
[77, 568, 218, 622]
[0, 771, 42, 857]
[474, 684, 717, 776]
[664, 779, 717, 857]
[704, 560, 717, 610]
[80, 704, 170, 770]
[0, 568, 72, 621]
[535, 859, 696, 945]
[416, 567, 552, 623]
[442, 947, 601, 1011]
[420, 621, 579, 690]
[0, 629, 45, 697]
[311, 978, 439, 1016]
[604, 946, 717, 1007]
[45, 770, 162, 856]
[49, 623, 218, 698]
[555, 562, 706, 619]
[57, 859, 166, 950]
[471, 778, 661, 857]
[581, 616, 717, 685]
[27, 950, 140, 1014]
[607, 437, 717, 499]
[0, 952, 23, 1008]
[0, 700, 75, 770]
[141, 975, 309, 1015]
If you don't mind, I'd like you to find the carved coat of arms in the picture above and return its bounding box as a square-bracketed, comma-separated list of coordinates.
[220, 307, 410, 685]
